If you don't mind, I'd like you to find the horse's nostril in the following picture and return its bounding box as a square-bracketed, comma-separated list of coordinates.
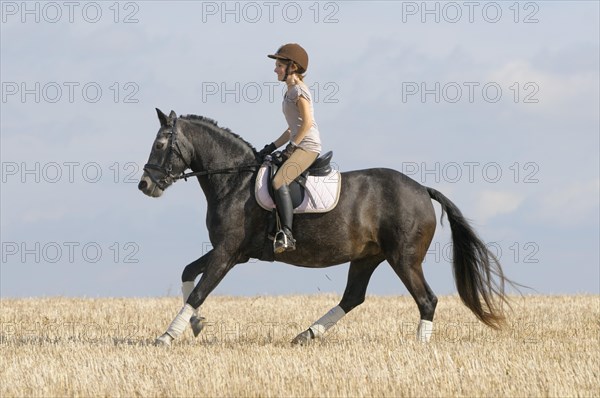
[138, 180, 147, 191]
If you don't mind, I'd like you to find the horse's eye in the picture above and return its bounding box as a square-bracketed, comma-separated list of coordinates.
[155, 142, 165, 150]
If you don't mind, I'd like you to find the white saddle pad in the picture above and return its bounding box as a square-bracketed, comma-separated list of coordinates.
[255, 165, 342, 213]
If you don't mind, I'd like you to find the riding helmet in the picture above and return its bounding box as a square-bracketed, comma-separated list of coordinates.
[268, 43, 309, 73]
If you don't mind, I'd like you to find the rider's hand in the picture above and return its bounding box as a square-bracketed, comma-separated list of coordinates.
[258, 143, 277, 160]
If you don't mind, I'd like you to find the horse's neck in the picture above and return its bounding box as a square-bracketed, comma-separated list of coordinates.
[186, 121, 255, 172]
[184, 120, 256, 202]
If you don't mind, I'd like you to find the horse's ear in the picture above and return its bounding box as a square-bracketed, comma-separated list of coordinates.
[168, 110, 177, 123]
[156, 108, 169, 127]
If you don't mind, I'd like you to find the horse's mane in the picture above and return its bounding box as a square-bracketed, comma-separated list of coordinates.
[180, 114, 257, 153]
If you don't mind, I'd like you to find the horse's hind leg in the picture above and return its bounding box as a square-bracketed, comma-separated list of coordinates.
[386, 246, 438, 343]
[292, 257, 383, 345]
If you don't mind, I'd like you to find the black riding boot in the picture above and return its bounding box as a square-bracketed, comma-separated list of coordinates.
[273, 185, 296, 253]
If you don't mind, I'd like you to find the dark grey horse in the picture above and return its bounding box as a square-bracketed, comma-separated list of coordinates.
[139, 109, 511, 346]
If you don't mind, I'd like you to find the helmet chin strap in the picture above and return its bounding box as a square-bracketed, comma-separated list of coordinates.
[282, 62, 292, 82]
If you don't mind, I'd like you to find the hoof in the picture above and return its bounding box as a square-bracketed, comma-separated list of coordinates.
[154, 333, 173, 347]
[291, 329, 314, 345]
[190, 316, 207, 337]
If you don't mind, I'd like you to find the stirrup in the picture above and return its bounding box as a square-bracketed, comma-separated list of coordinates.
[274, 228, 296, 254]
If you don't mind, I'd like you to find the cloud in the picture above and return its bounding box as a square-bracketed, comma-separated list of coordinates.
[22, 207, 69, 224]
[487, 57, 599, 116]
[535, 179, 600, 227]
[474, 190, 524, 223]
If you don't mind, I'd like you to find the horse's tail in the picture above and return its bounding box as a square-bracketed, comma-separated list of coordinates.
[427, 187, 509, 329]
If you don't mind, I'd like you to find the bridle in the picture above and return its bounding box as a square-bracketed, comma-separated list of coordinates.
[143, 119, 191, 190]
[143, 118, 260, 190]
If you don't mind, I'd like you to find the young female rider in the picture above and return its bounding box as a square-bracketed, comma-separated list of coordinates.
[258, 43, 322, 254]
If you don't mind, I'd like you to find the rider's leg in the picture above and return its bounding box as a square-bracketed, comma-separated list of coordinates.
[272, 148, 318, 253]
[273, 184, 295, 253]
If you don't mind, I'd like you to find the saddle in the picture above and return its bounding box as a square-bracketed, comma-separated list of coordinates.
[256, 150, 341, 214]
[266, 151, 334, 208]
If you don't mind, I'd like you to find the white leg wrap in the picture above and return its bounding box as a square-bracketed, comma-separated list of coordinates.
[309, 305, 346, 338]
[417, 319, 433, 343]
[165, 304, 195, 339]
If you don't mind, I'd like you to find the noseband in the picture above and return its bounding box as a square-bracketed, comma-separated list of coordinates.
[143, 119, 190, 190]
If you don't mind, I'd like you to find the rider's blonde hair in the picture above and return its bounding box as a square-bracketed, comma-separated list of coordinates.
[286, 60, 305, 83]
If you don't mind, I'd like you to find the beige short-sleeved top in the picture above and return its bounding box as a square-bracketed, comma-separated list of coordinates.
[283, 84, 322, 153]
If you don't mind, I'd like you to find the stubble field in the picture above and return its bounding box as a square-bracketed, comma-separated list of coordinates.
[1, 294, 598, 397]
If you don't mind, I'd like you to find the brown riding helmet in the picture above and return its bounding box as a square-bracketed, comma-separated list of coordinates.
[268, 43, 309, 74]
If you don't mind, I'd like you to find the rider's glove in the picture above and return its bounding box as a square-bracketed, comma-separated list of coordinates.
[258, 143, 277, 160]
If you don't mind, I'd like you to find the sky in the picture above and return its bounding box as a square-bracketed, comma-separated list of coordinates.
[1, 1, 598, 299]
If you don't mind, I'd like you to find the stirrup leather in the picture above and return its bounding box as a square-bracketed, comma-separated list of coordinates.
[274, 228, 296, 253]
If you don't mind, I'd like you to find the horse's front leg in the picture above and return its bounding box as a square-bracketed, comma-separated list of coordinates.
[155, 248, 238, 346]
[180, 256, 210, 337]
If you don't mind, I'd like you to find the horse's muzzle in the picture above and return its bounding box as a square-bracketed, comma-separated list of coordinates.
[138, 173, 163, 198]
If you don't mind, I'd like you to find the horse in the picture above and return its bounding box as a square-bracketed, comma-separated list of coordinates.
[139, 109, 512, 346]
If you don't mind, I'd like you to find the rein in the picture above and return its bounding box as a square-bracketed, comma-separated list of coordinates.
[176, 164, 260, 181]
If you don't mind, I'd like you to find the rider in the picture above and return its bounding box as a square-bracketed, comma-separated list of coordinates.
[258, 43, 322, 254]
